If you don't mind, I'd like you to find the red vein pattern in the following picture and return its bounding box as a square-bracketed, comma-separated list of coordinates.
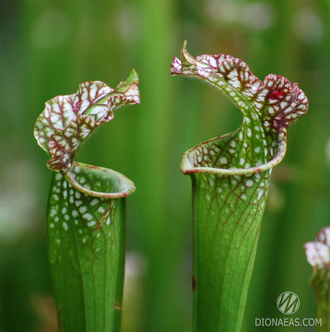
[172, 42, 308, 174]
[34, 70, 140, 173]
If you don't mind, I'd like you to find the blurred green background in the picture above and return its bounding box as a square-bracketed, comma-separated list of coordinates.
[0, 0, 329, 331]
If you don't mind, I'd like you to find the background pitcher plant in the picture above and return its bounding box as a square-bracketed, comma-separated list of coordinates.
[171, 42, 308, 332]
[34, 70, 140, 332]
[305, 227, 330, 332]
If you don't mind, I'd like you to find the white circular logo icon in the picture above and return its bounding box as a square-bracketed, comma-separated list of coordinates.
[276, 291, 300, 315]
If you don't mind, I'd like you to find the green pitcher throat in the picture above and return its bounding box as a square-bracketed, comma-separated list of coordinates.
[171, 42, 308, 332]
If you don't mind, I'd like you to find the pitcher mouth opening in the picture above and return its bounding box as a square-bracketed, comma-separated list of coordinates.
[65, 161, 136, 199]
[181, 129, 288, 177]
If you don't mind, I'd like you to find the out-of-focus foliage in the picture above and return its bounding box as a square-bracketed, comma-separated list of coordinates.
[0, 1, 328, 332]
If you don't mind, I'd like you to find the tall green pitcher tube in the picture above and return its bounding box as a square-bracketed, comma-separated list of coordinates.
[171, 42, 308, 332]
[34, 70, 140, 332]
